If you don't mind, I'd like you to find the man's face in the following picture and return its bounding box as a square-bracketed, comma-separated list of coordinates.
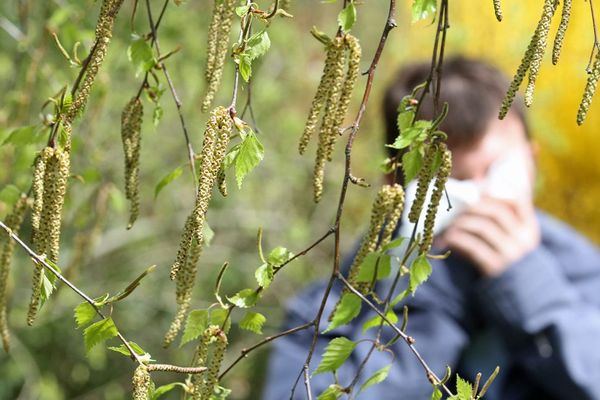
[449, 113, 535, 188]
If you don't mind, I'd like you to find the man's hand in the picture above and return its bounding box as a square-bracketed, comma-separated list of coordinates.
[436, 196, 541, 277]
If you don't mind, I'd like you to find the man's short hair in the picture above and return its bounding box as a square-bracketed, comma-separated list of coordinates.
[382, 56, 529, 161]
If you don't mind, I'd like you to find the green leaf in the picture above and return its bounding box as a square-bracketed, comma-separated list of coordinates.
[180, 309, 209, 347]
[210, 308, 231, 333]
[338, 2, 357, 33]
[128, 36, 155, 76]
[152, 105, 163, 127]
[246, 31, 271, 60]
[455, 375, 473, 400]
[1, 125, 45, 147]
[40, 268, 58, 306]
[74, 302, 96, 328]
[356, 253, 391, 282]
[235, 131, 264, 188]
[390, 288, 410, 307]
[266, 246, 293, 266]
[409, 254, 432, 293]
[359, 365, 391, 394]
[154, 166, 183, 199]
[362, 309, 398, 333]
[108, 341, 146, 357]
[317, 385, 343, 400]
[381, 237, 405, 252]
[313, 337, 356, 375]
[431, 386, 443, 400]
[255, 263, 274, 289]
[150, 382, 182, 400]
[235, 5, 250, 16]
[324, 293, 362, 333]
[211, 385, 232, 400]
[106, 265, 156, 304]
[402, 147, 423, 184]
[412, 0, 437, 22]
[227, 288, 259, 308]
[83, 317, 118, 352]
[239, 311, 266, 334]
[239, 53, 252, 82]
[387, 121, 431, 149]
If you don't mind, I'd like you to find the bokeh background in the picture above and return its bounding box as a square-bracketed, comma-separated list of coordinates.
[0, 0, 598, 399]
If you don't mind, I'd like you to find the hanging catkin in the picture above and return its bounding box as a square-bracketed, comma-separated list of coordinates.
[163, 237, 203, 347]
[0, 195, 29, 352]
[552, 0, 571, 65]
[121, 96, 144, 229]
[420, 144, 451, 253]
[132, 365, 151, 400]
[493, 0, 502, 21]
[577, 51, 600, 125]
[202, 0, 236, 112]
[193, 326, 228, 400]
[408, 144, 437, 223]
[28, 147, 70, 326]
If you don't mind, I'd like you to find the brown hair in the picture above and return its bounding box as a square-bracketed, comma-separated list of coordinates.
[383, 56, 529, 167]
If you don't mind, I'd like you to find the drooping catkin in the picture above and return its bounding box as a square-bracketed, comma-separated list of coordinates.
[577, 51, 600, 125]
[420, 144, 451, 254]
[552, 0, 571, 65]
[121, 96, 144, 229]
[525, 0, 558, 107]
[217, 167, 227, 197]
[205, 0, 223, 84]
[132, 365, 151, 400]
[408, 144, 437, 223]
[31, 148, 53, 247]
[65, 0, 125, 123]
[380, 184, 405, 246]
[195, 327, 228, 400]
[1, 195, 29, 352]
[493, 0, 502, 21]
[299, 37, 344, 155]
[163, 237, 203, 348]
[202, 0, 236, 112]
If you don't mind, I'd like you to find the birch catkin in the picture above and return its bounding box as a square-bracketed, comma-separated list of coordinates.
[121, 97, 144, 229]
[408, 144, 437, 223]
[552, 0, 571, 65]
[493, 0, 502, 21]
[577, 51, 600, 125]
[132, 365, 151, 400]
[193, 326, 228, 400]
[0, 195, 29, 352]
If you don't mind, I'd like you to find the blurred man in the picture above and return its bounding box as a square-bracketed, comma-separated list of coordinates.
[264, 57, 600, 399]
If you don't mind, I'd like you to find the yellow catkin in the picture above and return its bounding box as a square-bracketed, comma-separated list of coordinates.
[577, 51, 600, 125]
[163, 238, 203, 348]
[0, 195, 29, 352]
[493, 0, 502, 21]
[132, 365, 151, 400]
[205, 0, 223, 84]
[525, 0, 558, 106]
[408, 144, 437, 223]
[121, 97, 144, 229]
[380, 184, 405, 246]
[552, 0, 571, 65]
[31, 148, 53, 248]
[202, 0, 235, 112]
[65, 0, 125, 123]
[217, 167, 227, 197]
[299, 37, 344, 155]
[420, 144, 452, 254]
[197, 328, 227, 400]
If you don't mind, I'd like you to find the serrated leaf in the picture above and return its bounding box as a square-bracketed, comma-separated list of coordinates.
[314, 337, 356, 375]
[390, 288, 410, 307]
[74, 302, 96, 328]
[235, 131, 264, 188]
[356, 253, 391, 282]
[402, 147, 423, 183]
[387, 121, 430, 149]
[381, 237, 405, 252]
[409, 254, 432, 293]
[338, 2, 357, 33]
[108, 341, 146, 357]
[239, 53, 252, 82]
[455, 375, 472, 400]
[128, 36, 155, 76]
[1, 125, 45, 147]
[359, 365, 391, 394]
[40, 267, 59, 306]
[239, 311, 266, 334]
[154, 166, 183, 199]
[151, 382, 181, 400]
[431, 387, 443, 400]
[227, 288, 259, 308]
[255, 263, 274, 289]
[412, 0, 437, 22]
[246, 31, 271, 60]
[324, 293, 362, 333]
[83, 317, 118, 352]
[180, 309, 209, 347]
[210, 308, 231, 333]
[362, 309, 398, 333]
[317, 384, 343, 400]
[266, 246, 293, 266]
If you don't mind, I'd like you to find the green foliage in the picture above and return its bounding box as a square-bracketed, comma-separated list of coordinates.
[239, 311, 266, 334]
[412, 0, 437, 22]
[324, 293, 362, 333]
[430, 387, 443, 400]
[362, 309, 398, 333]
[227, 288, 259, 308]
[317, 384, 344, 400]
[234, 130, 264, 188]
[74, 302, 96, 328]
[128, 35, 155, 77]
[409, 254, 432, 293]
[83, 317, 118, 352]
[180, 309, 209, 347]
[150, 382, 185, 400]
[355, 253, 391, 282]
[448, 375, 473, 400]
[1, 125, 46, 147]
[314, 337, 357, 375]
[359, 364, 392, 394]
[338, 2, 357, 33]
[154, 166, 183, 199]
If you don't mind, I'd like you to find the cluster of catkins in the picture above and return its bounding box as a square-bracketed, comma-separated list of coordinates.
[408, 143, 452, 253]
[202, 0, 236, 112]
[28, 146, 71, 325]
[0, 195, 29, 352]
[121, 97, 144, 229]
[164, 107, 232, 347]
[497, 0, 600, 125]
[299, 34, 361, 202]
[192, 325, 228, 400]
[344, 184, 405, 297]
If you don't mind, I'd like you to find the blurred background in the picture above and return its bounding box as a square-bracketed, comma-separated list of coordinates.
[0, 0, 598, 399]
